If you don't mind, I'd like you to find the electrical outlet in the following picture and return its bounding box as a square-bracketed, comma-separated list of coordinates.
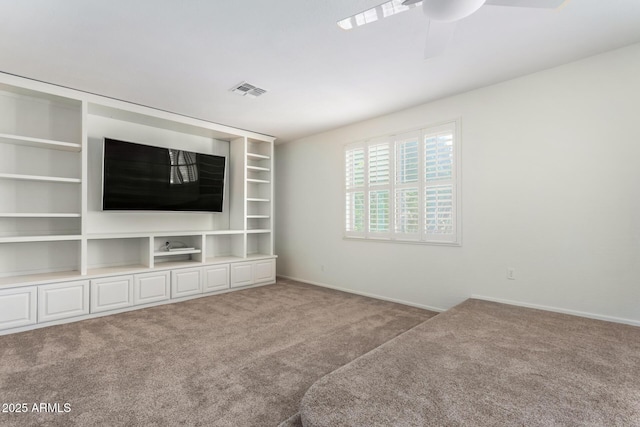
[507, 268, 516, 280]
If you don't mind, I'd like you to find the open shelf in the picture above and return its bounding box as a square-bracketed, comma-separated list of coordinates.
[246, 152, 270, 160]
[206, 233, 244, 259]
[0, 173, 81, 183]
[247, 165, 270, 172]
[247, 178, 270, 184]
[154, 249, 202, 257]
[0, 216, 80, 239]
[86, 264, 151, 278]
[247, 232, 272, 256]
[0, 133, 82, 152]
[153, 235, 203, 265]
[204, 229, 245, 236]
[245, 253, 275, 261]
[247, 217, 270, 230]
[87, 237, 151, 272]
[247, 198, 270, 202]
[0, 269, 84, 288]
[0, 235, 82, 243]
[0, 240, 81, 283]
[0, 213, 81, 218]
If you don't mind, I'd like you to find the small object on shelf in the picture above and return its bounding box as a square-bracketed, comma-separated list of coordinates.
[161, 240, 190, 251]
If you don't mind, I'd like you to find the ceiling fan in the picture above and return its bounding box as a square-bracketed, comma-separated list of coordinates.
[337, 0, 569, 58]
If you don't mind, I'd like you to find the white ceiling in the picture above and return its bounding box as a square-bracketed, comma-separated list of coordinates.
[1, 1, 639, 143]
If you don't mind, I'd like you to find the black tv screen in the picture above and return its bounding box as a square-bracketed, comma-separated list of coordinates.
[102, 138, 226, 212]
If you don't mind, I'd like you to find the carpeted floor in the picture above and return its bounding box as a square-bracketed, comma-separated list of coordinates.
[0, 278, 435, 426]
[300, 299, 640, 426]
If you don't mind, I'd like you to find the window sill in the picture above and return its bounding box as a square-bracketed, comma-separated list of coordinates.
[343, 236, 461, 247]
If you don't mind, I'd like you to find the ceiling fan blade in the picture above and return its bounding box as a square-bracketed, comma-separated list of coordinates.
[337, 0, 422, 30]
[484, 0, 568, 9]
[424, 20, 457, 58]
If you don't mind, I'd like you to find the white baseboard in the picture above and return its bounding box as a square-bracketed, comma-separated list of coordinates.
[471, 294, 640, 327]
[275, 276, 639, 327]
[277, 275, 445, 313]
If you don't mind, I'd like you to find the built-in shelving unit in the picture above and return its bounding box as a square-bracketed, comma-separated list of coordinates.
[0, 72, 276, 335]
[245, 138, 274, 252]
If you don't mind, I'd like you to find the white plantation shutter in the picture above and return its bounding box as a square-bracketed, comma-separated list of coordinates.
[345, 192, 365, 233]
[424, 123, 456, 242]
[394, 188, 419, 234]
[369, 190, 390, 233]
[345, 146, 365, 188]
[368, 143, 390, 186]
[394, 136, 420, 239]
[367, 142, 391, 236]
[425, 132, 453, 181]
[344, 121, 459, 244]
[425, 185, 454, 235]
[345, 145, 366, 237]
[395, 138, 419, 184]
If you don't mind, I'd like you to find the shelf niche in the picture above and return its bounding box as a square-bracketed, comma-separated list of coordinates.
[0, 240, 81, 280]
[0, 83, 82, 145]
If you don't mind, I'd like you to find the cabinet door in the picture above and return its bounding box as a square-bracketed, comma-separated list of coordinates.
[171, 268, 202, 298]
[134, 271, 170, 305]
[230, 262, 254, 288]
[254, 259, 276, 284]
[203, 264, 230, 293]
[91, 275, 134, 313]
[0, 287, 37, 330]
[38, 280, 89, 323]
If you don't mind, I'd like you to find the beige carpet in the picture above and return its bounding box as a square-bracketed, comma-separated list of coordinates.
[300, 298, 640, 426]
[0, 278, 434, 426]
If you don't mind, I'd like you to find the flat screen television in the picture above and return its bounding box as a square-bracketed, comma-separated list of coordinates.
[102, 138, 226, 212]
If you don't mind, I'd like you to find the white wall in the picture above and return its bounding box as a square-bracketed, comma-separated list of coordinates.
[275, 42, 640, 324]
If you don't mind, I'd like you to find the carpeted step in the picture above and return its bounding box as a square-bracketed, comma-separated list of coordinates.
[299, 298, 640, 426]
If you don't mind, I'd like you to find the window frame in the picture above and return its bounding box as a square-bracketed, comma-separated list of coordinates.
[343, 119, 461, 246]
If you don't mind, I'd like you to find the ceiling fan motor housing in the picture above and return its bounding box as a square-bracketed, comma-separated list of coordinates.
[422, 0, 487, 22]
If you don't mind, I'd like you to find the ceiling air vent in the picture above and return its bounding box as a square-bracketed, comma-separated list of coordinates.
[230, 81, 267, 98]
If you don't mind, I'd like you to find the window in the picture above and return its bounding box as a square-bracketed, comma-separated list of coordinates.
[344, 121, 460, 244]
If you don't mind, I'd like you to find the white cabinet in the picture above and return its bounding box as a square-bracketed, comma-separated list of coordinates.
[133, 271, 170, 305]
[0, 286, 37, 330]
[171, 267, 202, 298]
[38, 280, 89, 323]
[91, 275, 134, 313]
[230, 259, 276, 288]
[254, 259, 276, 284]
[230, 262, 254, 288]
[203, 264, 230, 293]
